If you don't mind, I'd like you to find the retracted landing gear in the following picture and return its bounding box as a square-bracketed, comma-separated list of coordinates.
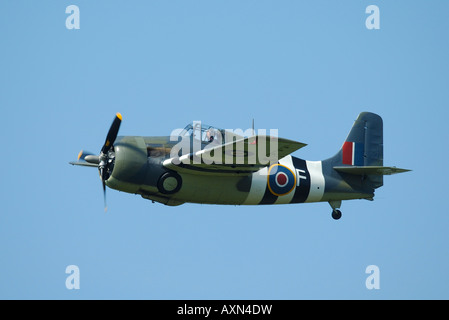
[329, 200, 342, 220]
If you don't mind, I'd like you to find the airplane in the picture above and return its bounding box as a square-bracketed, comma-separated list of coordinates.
[70, 112, 410, 220]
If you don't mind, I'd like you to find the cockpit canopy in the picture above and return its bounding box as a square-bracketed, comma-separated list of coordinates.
[180, 122, 243, 144]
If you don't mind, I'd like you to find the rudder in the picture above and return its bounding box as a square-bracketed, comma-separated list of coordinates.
[333, 112, 384, 189]
[342, 112, 383, 167]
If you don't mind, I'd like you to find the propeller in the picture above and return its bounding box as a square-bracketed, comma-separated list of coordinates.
[98, 113, 122, 212]
[70, 113, 122, 211]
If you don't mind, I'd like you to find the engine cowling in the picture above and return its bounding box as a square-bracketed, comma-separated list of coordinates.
[106, 136, 148, 193]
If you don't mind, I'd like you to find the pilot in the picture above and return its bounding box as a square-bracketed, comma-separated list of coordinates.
[206, 129, 214, 142]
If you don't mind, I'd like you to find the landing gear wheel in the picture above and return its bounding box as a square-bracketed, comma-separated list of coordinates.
[157, 172, 182, 194]
[332, 209, 342, 220]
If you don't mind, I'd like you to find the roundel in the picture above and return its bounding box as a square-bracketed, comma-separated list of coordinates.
[157, 172, 182, 194]
[267, 164, 296, 197]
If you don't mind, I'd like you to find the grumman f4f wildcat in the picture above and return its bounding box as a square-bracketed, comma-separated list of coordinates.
[70, 112, 410, 220]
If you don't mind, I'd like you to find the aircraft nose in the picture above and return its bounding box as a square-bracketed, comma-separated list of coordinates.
[106, 136, 148, 193]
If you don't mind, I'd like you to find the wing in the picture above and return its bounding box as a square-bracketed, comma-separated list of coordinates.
[69, 150, 99, 168]
[69, 161, 98, 168]
[163, 135, 307, 176]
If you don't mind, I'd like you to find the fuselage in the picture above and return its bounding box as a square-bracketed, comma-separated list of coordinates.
[71, 112, 409, 221]
[106, 136, 374, 206]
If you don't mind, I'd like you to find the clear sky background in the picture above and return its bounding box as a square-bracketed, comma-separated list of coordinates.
[1, 1, 448, 299]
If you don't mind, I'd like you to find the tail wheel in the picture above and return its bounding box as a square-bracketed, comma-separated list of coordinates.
[157, 172, 182, 194]
[332, 209, 342, 220]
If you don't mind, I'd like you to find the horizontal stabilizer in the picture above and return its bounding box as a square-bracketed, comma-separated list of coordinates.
[333, 166, 411, 175]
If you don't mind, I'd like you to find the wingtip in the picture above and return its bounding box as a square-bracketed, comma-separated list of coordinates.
[393, 166, 412, 173]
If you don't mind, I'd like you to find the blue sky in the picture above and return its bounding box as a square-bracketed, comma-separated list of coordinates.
[1, 1, 448, 299]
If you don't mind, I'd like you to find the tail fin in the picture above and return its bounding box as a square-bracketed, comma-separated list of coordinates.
[341, 112, 383, 167]
[329, 112, 410, 189]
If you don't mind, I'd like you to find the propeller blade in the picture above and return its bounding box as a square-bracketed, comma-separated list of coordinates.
[102, 179, 107, 212]
[99, 165, 108, 212]
[77, 150, 95, 161]
[101, 113, 122, 154]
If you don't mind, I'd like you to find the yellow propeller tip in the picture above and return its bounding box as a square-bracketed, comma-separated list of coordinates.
[77, 150, 83, 160]
[116, 113, 122, 121]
